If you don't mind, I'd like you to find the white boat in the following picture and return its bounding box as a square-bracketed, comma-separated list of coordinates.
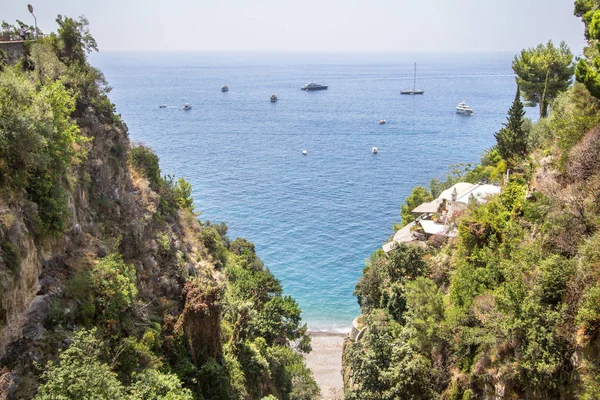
[456, 101, 473, 115]
[372, 147, 378, 154]
[379, 119, 386, 125]
[401, 63, 424, 95]
[221, 85, 229, 92]
[302, 150, 308, 155]
[301, 81, 328, 91]
[183, 103, 192, 110]
[270, 94, 278, 103]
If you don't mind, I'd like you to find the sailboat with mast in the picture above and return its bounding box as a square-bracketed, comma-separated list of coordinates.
[401, 63, 425, 95]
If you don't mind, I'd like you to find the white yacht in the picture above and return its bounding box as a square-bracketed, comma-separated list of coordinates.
[372, 147, 378, 154]
[183, 103, 192, 111]
[221, 85, 229, 92]
[301, 81, 328, 91]
[456, 101, 473, 115]
[379, 119, 386, 125]
[270, 94, 278, 103]
[302, 150, 308, 155]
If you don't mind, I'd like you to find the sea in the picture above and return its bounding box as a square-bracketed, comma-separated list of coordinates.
[91, 51, 527, 333]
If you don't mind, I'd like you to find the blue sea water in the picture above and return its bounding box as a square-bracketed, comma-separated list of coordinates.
[91, 52, 524, 332]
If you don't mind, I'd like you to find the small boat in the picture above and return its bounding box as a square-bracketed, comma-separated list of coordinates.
[372, 147, 378, 154]
[183, 103, 192, 111]
[302, 150, 308, 155]
[221, 85, 229, 92]
[401, 63, 424, 95]
[301, 81, 328, 91]
[456, 101, 473, 115]
[379, 119, 386, 125]
[159, 105, 167, 108]
[270, 94, 278, 103]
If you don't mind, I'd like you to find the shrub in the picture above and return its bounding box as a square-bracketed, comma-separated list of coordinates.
[0, 240, 20, 273]
[577, 284, 600, 338]
[128, 369, 193, 400]
[174, 177, 195, 212]
[35, 329, 125, 399]
[130, 145, 161, 188]
[92, 253, 137, 322]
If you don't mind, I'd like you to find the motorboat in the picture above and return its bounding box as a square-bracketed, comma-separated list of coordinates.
[221, 85, 229, 92]
[301, 81, 328, 91]
[302, 150, 308, 155]
[270, 94, 278, 103]
[401, 63, 425, 95]
[456, 101, 473, 115]
[372, 147, 378, 154]
[159, 105, 167, 108]
[183, 103, 192, 111]
[379, 119, 386, 124]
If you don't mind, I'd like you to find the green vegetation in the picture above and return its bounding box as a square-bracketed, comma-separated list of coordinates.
[494, 87, 528, 164]
[0, 15, 316, 400]
[396, 187, 433, 229]
[575, 0, 600, 99]
[512, 40, 574, 117]
[345, 5, 600, 399]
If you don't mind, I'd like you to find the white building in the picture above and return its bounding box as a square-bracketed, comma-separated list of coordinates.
[382, 182, 501, 253]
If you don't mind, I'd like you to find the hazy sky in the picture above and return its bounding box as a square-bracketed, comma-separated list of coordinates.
[3, 0, 586, 53]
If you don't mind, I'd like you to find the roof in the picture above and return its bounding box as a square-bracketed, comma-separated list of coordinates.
[457, 184, 501, 204]
[382, 222, 417, 253]
[412, 182, 501, 215]
[439, 183, 476, 202]
[419, 220, 449, 235]
[412, 200, 438, 214]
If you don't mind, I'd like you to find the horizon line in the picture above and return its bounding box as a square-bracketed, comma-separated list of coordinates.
[96, 49, 521, 55]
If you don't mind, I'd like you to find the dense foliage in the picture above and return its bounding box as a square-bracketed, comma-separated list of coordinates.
[512, 40, 574, 118]
[575, 0, 600, 99]
[345, 6, 600, 399]
[0, 15, 317, 400]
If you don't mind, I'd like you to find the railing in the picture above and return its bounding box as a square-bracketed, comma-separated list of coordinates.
[0, 32, 44, 42]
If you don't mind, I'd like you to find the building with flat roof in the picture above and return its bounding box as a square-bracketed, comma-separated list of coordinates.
[383, 182, 501, 253]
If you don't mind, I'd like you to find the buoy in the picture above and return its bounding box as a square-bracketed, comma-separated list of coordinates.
[302, 150, 308, 155]
[372, 147, 378, 154]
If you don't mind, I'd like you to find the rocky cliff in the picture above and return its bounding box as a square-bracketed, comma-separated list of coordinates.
[0, 18, 317, 400]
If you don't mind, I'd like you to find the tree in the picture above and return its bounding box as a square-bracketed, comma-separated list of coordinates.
[54, 15, 98, 65]
[512, 41, 574, 117]
[35, 329, 126, 399]
[92, 253, 138, 322]
[574, 0, 600, 99]
[399, 186, 433, 228]
[128, 369, 193, 400]
[494, 87, 528, 163]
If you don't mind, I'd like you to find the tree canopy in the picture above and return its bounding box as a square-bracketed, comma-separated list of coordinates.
[512, 41, 574, 118]
[574, 0, 600, 99]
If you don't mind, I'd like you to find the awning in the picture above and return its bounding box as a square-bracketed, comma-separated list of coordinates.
[412, 200, 438, 214]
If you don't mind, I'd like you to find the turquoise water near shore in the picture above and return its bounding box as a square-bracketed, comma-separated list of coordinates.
[92, 52, 524, 332]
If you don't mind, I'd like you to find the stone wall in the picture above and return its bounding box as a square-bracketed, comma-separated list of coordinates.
[0, 41, 25, 65]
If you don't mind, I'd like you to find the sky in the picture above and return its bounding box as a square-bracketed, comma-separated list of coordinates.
[2, 0, 587, 53]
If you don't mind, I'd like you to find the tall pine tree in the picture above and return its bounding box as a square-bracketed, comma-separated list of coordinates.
[494, 87, 528, 163]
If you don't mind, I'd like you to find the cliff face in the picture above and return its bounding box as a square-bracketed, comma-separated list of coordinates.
[0, 107, 134, 357]
[0, 105, 208, 392]
[0, 27, 317, 400]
